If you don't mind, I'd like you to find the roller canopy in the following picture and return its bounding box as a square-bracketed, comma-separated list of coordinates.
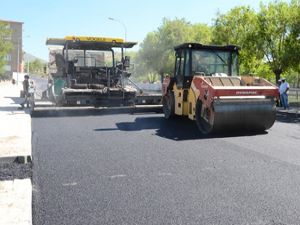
[175, 43, 240, 52]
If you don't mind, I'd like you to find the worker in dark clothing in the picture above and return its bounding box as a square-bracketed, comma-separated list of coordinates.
[20, 75, 30, 109]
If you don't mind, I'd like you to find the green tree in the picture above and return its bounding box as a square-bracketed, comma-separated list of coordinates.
[0, 21, 12, 79]
[137, 18, 212, 79]
[147, 72, 159, 83]
[30, 59, 45, 75]
[288, 0, 300, 82]
[212, 1, 300, 82]
[135, 32, 159, 80]
[257, 0, 300, 82]
[212, 6, 264, 75]
[156, 18, 194, 74]
[191, 23, 212, 44]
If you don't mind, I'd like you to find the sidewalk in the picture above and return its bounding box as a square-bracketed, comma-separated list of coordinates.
[0, 82, 31, 160]
[0, 81, 32, 225]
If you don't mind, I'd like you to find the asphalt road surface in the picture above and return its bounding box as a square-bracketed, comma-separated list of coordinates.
[32, 111, 300, 225]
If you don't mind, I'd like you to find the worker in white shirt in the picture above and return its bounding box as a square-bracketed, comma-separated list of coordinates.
[279, 78, 289, 110]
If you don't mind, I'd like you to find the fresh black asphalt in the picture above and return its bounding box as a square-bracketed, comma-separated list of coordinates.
[32, 112, 300, 225]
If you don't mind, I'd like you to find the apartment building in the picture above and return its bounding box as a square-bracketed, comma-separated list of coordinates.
[0, 19, 23, 76]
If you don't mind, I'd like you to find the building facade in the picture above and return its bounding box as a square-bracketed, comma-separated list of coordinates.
[0, 19, 23, 76]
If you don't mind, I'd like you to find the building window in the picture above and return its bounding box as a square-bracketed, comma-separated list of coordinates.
[4, 65, 11, 72]
[5, 54, 11, 61]
[5, 35, 12, 41]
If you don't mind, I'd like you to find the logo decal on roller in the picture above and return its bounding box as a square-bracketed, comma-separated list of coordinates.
[236, 91, 257, 95]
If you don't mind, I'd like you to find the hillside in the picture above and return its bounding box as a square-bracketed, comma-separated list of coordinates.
[23, 52, 47, 63]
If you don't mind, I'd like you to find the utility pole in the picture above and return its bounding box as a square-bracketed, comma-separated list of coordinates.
[27, 60, 29, 74]
[17, 37, 20, 84]
[108, 17, 128, 98]
[108, 17, 127, 42]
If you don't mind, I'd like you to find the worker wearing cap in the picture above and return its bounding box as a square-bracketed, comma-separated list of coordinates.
[279, 78, 289, 110]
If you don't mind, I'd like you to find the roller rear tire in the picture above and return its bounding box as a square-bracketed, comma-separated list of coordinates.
[162, 91, 175, 119]
[195, 100, 214, 134]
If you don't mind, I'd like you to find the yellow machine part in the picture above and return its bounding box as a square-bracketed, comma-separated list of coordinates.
[64, 36, 124, 43]
[172, 83, 199, 120]
[188, 82, 200, 120]
[173, 84, 183, 115]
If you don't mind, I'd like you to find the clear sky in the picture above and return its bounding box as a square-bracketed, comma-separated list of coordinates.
[1, 0, 275, 61]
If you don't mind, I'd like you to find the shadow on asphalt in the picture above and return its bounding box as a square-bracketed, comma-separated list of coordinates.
[31, 107, 298, 140]
[31, 107, 162, 117]
[94, 116, 268, 141]
[32, 107, 299, 126]
[0, 106, 31, 115]
[0, 106, 20, 112]
[4, 96, 21, 104]
[276, 112, 299, 123]
[0, 96, 31, 114]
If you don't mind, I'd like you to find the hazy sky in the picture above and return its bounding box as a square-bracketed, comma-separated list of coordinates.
[1, 0, 275, 60]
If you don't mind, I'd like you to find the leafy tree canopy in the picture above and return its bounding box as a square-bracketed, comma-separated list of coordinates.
[257, 0, 300, 81]
[29, 59, 46, 75]
[212, 6, 263, 75]
[137, 18, 212, 77]
[0, 21, 12, 78]
[136, 1, 300, 84]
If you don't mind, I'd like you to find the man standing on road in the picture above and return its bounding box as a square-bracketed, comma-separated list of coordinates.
[279, 78, 290, 110]
[19, 74, 30, 109]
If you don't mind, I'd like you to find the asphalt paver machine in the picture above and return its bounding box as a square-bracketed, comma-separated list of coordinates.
[43, 36, 139, 106]
[162, 43, 279, 134]
[37, 36, 161, 109]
